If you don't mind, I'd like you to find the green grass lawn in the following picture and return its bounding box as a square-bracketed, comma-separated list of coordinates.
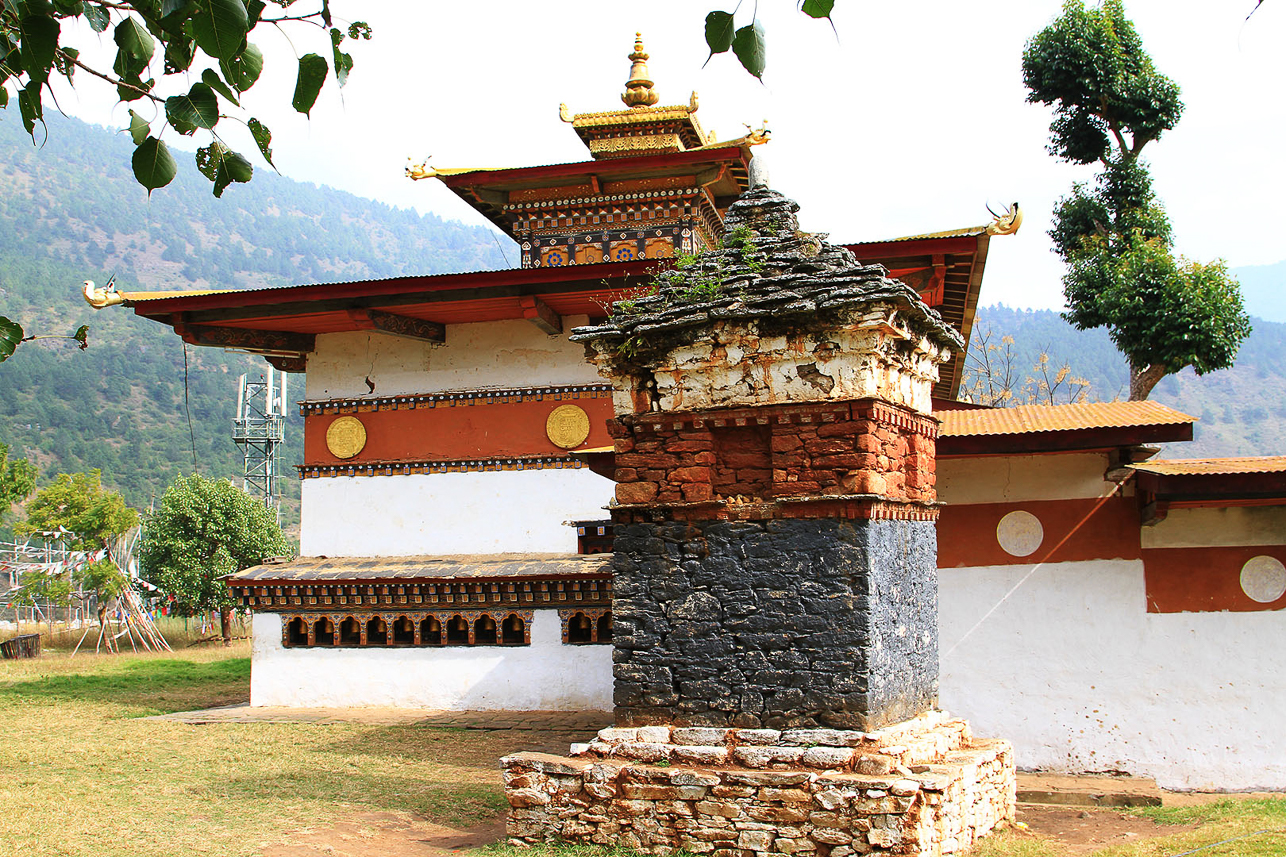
[0, 644, 1282, 857]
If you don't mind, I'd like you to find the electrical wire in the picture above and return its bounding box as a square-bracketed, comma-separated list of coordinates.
[942, 471, 1134, 658]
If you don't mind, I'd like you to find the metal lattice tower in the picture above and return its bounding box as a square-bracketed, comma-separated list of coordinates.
[232, 368, 287, 523]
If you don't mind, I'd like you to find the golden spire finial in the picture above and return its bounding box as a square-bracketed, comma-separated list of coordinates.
[621, 32, 660, 109]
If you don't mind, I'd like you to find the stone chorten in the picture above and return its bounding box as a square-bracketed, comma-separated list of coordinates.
[504, 188, 1015, 856]
[572, 187, 964, 731]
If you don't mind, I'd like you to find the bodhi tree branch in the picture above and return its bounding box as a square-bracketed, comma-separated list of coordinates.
[0, 1, 370, 197]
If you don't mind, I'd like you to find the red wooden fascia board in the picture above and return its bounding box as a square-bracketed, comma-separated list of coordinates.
[1133, 469, 1286, 502]
[129, 259, 665, 319]
[436, 148, 749, 189]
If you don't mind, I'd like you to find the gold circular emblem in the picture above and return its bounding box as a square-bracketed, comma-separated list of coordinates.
[326, 416, 367, 459]
[546, 404, 591, 450]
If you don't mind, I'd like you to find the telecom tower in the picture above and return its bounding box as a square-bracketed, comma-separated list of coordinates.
[232, 368, 287, 523]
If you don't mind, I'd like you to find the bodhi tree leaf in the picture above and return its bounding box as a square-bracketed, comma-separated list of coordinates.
[83, 4, 110, 32]
[201, 68, 240, 106]
[164, 37, 196, 74]
[0, 317, 24, 363]
[330, 28, 352, 87]
[165, 82, 218, 134]
[247, 117, 274, 167]
[17, 84, 43, 137]
[703, 11, 734, 66]
[292, 52, 327, 116]
[19, 14, 61, 86]
[127, 109, 150, 144]
[72, 325, 89, 351]
[190, 0, 249, 62]
[132, 136, 177, 195]
[196, 141, 253, 197]
[112, 17, 154, 79]
[732, 20, 767, 80]
[219, 42, 262, 92]
[801, 0, 835, 18]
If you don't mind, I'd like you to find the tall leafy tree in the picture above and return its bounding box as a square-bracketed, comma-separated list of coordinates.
[1023, 0, 1251, 400]
[0, 441, 37, 527]
[15, 469, 137, 549]
[139, 473, 288, 645]
[0, 1, 370, 198]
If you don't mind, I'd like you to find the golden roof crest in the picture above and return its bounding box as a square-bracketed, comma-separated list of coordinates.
[622, 33, 659, 108]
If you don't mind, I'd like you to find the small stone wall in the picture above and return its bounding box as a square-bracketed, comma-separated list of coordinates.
[503, 713, 1015, 856]
[612, 517, 939, 730]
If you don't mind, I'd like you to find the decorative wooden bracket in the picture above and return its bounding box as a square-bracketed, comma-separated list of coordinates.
[521, 296, 563, 335]
[266, 355, 308, 373]
[174, 322, 316, 355]
[344, 309, 446, 343]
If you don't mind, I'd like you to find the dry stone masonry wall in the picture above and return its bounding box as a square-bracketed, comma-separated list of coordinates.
[503, 713, 1014, 856]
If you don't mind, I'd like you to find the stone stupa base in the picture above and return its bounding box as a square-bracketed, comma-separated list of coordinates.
[502, 710, 1015, 856]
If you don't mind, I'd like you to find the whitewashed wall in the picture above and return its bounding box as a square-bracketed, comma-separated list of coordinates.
[299, 467, 612, 556]
[250, 611, 613, 711]
[306, 316, 599, 400]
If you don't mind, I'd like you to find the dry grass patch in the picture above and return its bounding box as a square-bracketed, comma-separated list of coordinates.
[0, 645, 508, 857]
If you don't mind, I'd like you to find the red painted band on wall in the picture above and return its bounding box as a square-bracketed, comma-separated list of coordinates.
[936, 497, 1141, 568]
[1143, 546, 1286, 613]
[304, 396, 614, 466]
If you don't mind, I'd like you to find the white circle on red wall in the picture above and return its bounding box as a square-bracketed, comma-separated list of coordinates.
[997, 510, 1044, 557]
[1240, 556, 1286, 604]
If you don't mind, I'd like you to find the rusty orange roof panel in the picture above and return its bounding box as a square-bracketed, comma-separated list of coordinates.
[1130, 457, 1286, 477]
[938, 401, 1196, 437]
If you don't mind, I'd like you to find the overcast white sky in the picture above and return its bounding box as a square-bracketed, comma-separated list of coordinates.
[47, 1, 1286, 311]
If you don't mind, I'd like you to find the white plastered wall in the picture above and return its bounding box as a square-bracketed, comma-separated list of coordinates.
[937, 452, 1115, 504]
[300, 467, 612, 556]
[250, 611, 612, 710]
[939, 558, 1286, 791]
[305, 316, 599, 400]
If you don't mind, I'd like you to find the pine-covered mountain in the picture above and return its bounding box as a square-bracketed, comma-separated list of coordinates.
[0, 113, 506, 537]
[970, 305, 1286, 458]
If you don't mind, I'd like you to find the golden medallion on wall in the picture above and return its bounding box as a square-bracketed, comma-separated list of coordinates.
[326, 416, 367, 459]
[546, 405, 591, 450]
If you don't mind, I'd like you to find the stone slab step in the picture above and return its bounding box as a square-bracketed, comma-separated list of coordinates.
[1017, 772, 1162, 807]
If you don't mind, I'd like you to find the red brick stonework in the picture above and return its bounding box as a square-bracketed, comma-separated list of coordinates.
[608, 399, 938, 522]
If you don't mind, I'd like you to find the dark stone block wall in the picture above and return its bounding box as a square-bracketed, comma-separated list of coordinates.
[611, 517, 939, 730]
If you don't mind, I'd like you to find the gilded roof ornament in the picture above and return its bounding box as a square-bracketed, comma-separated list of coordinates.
[985, 203, 1023, 236]
[621, 33, 660, 108]
[82, 278, 123, 308]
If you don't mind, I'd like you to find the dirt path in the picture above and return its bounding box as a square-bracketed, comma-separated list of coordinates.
[261, 813, 506, 857]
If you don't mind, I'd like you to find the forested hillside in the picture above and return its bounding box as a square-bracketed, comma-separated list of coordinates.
[0, 114, 506, 537]
[971, 305, 1286, 458]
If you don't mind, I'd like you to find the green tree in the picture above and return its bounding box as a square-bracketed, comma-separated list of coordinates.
[14, 469, 138, 549]
[0, 1, 370, 197]
[0, 441, 37, 527]
[1023, 0, 1251, 400]
[138, 473, 288, 645]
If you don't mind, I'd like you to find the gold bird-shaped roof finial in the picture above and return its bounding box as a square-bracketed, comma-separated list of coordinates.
[621, 33, 660, 109]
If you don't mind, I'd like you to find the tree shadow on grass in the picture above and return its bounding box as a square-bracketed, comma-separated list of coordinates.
[210, 768, 508, 829]
[0, 657, 250, 715]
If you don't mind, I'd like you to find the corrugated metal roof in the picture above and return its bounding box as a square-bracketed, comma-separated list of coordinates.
[938, 401, 1195, 437]
[122, 288, 234, 302]
[1130, 457, 1286, 477]
[873, 225, 988, 243]
[228, 553, 611, 584]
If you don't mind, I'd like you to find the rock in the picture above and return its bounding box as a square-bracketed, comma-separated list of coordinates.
[673, 727, 730, 746]
[734, 728, 782, 745]
[508, 788, 552, 808]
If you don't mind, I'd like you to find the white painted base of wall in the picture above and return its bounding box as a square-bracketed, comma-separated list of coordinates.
[939, 559, 1286, 791]
[299, 468, 613, 556]
[250, 611, 612, 711]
